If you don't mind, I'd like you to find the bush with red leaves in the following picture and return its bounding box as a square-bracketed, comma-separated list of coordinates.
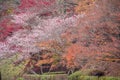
[0, 19, 23, 42]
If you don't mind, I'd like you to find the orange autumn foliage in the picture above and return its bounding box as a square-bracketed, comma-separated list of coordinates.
[14, 0, 120, 76]
[36, 40, 64, 53]
[36, 40, 57, 49]
[35, 58, 54, 67]
[75, 0, 96, 14]
[63, 44, 81, 69]
[65, 44, 81, 58]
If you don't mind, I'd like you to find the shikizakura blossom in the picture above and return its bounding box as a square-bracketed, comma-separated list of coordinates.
[0, 11, 80, 58]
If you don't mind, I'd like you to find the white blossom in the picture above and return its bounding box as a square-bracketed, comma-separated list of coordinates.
[0, 11, 81, 58]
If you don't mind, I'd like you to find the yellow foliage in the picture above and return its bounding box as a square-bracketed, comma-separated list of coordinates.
[36, 40, 60, 49]
[75, 0, 96, 14]
[36, 40, 64, 54]
[7, 8, 13, 14]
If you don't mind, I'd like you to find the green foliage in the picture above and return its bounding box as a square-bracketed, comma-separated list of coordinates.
[40, 75, 54, 80]
[0, 54, 25, 80]
[100, 77, 120, 80]
[68, 71, 82, 80]
[23, 74, 55, 80]
[80, 76, 98, 80]
[69, 75, 120, 80]
[52, 54, 61, 64]
[68, 69, 94, 79]
[17, 77, 25, 80]
[68, 70, 120, 80]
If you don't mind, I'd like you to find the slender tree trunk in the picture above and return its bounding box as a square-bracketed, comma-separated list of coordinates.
[0, 71, 1, 80]
[40, 65, 43, 74]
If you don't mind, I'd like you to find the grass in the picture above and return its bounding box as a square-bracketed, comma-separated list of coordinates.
[17, 77, 25, 80]
[21, 74, 120, 80]
[23, 74, 56, 80]
[43, 71, 65, 75]
[68, 71, 120, 80]
[22, 73, 68, 80]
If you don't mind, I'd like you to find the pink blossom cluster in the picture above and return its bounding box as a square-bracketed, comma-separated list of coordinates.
[0, 12, 80, 59]
[0, 0, 80, 59]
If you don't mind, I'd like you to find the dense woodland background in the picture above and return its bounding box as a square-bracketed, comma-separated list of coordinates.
[0, 0, 120, 80]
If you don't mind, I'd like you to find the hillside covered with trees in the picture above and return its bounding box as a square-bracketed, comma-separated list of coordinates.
[0, 0, 120, 80]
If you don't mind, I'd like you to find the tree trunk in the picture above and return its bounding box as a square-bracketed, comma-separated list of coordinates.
[0, 72, 1, 80]
[40, 65, 43, 74]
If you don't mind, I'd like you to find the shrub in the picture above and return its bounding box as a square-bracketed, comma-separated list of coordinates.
[79, 76, 98, 80]
[0, 55, 25, 80]
[69, 74, 120, 80]
[88, 70, 104, 77]
[17, 77, 25, 80]
[68, 69, 120, 80]
[68, 71, 82, 80]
